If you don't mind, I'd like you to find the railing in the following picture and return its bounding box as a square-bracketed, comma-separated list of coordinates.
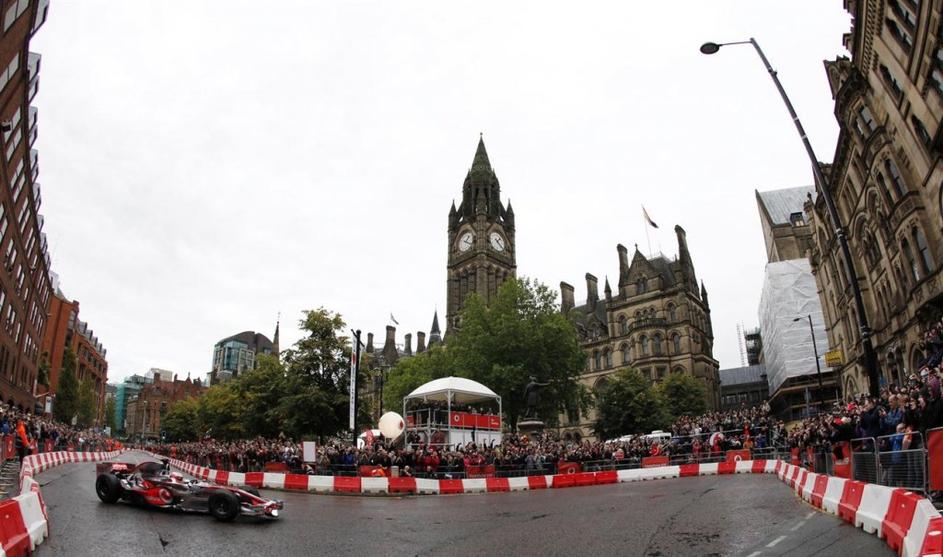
[846, 433, 928, 493]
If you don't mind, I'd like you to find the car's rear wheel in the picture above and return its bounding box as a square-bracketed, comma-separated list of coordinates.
[95, 474, 123, 504]
[208, 491, 240, 522]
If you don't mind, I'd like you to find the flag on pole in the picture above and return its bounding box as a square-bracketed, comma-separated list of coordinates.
[390, 313, 399, 325]
[642, 206, 659, 229]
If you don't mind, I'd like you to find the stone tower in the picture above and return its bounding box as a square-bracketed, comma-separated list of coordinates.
[446, 136, 517, 332]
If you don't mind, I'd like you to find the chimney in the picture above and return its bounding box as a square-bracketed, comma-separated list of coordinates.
[586, 273, 598, 308]
[404, 333, 413, 356]
[560, 282, 575, 313]
[617, 244, 629, 284]
[417, 332, 426, 353]
[366, 332, 374, 353]
[382, 326, 398, 364]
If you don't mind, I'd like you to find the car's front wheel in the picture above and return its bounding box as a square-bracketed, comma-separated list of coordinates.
[208, 491, 240, 522]
[95, 474, 123, 504]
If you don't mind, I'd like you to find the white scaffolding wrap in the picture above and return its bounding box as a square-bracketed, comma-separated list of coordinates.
[758, 259, 829, 393]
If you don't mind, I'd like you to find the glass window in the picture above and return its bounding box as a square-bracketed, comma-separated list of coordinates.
[604, 349, 612, 368]
[857, 105, 877, 136]
[885, 159, 907, 198]
[903, 238, 920, 280]
[672, 334, 681, 355]
[885, 18, 914, 52]
[912, 116, 933, 150]
[593, 350, 601, 370]
[880, 64, 905, 99]
[889, 0, 917, 30]
[640, 336, 649, 356]
[621, 344, 630, 364]
[636, 278, 646, 295]
[619, 315, 628, 335]
[913, 227, 934, 274]
[653, 334, 663, 356]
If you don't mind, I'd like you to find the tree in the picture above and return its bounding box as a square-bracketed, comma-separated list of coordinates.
[37, 354, 50, 390]
[234, 354, 287, 438]
[656, 372, 707, 420]
[54, 347, 79, 424]
[104, 396, 117, 433]
[382, 345, 452, 411]
[447, 278, 589, 427]
[593, 368, 669, 440]
[76, 377, 97, 428]
[197, 383, 246, 440]
[162, 397, 201, 442]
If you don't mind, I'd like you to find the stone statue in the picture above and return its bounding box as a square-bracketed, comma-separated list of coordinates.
[523, 376, 550, 419]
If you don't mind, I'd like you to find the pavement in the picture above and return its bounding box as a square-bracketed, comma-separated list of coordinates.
[33, 451, 892, 557]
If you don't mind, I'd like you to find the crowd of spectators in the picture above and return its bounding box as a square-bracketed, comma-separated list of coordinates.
[0, 400, 113, 461]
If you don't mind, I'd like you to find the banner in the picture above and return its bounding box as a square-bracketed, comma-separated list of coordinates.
[928, 428, 943, 491]
[725, 449, 751, 462]
[302, 441, 317, 463]
[447, 411, 502, 430]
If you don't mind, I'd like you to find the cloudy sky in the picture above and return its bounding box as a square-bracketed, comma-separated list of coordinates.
[31, 1, 850, 383]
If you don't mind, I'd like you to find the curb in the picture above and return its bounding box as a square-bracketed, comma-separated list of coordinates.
[0, 449, 122, 557]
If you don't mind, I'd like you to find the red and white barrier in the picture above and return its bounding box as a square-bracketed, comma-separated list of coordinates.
[1, 449, 123, 557]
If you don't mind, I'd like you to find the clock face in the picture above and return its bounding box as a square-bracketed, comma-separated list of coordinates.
[459, 232, 474, 252]
[489, 232, 505, 252]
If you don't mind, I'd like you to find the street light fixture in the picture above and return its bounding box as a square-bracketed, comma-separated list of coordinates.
[793, 315, 825, 406]
[701, 37, 880, 399]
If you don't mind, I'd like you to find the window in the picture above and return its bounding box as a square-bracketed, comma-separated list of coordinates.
[672, 333, 681, 355]
[789, 212, 806, 226]
[913, 226, 934, 274]
[640, 336, 649, 356]
[876, 172, 894, 205]
[667, 304, 676, 322]
[652, 334, 663, 356]
[864, 231, 881, 266]
[885, 18, 914, 52]
[604, 349, 612, 368]
[621, 343, 630, 364]
[885, 159, 907, 198]
[912, 116, 933, 150]
[636, 277, 646, 295]
[5, 129, 20, 161]
[593, 350, 601, 370]
[880, 64, 905, 99]
[902, 237, 920, 281]
[619, 315, 628, 335]
[857, 105, 877, 136]
[3, 107, 19, 143]
[932, 21, 943, 96]
[889, 0, 918, 30]
[3, 0, 27, 33]
[0, 54, 17, 95]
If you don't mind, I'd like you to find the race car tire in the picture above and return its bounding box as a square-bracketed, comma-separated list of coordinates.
[96, 474, 123, 504]
[209, 491, 240, 522]
[243, 487, 261, 497]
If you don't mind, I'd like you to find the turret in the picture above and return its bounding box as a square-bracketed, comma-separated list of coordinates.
[560, 282, 575, 313]
[585, 273, 599, 309]
[417, 332, 426, 353]
[617, 244, 629, 286]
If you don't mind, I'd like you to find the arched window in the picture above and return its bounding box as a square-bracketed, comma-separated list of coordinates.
[672, 366, 685, 375]
[593, 350, 601, 370]
[640, 335, 649, 356]
[672, 333, 681, 355]
[876, 172, 894, 205]
[604, 349, 612, 368]
[595, 377, 609, 394]
[619, 315, 628, 335]
[902, 237, 920, 281]
[620, 343, 630, 364]
[863, 230, 881, 266]
[912, 226, 934, 274]
[652, 334, 663, 356]
[667, 304, 676, 322]
[636, 277, 647, 295]
[885, 159, 907, 198]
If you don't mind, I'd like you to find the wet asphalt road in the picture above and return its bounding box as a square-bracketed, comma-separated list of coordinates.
[33, 451, 892, 557]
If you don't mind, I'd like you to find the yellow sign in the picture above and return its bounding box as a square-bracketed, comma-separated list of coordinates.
[825, 349, 843, 367]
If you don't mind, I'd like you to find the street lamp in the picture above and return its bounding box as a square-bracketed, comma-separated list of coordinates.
[793, 315, 825, 406]
[701, 38, 880, 398]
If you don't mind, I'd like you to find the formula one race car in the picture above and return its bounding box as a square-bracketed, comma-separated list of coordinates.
[95, 459, 283, 521]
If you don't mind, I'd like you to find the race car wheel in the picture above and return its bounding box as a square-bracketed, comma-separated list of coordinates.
[208, 491, 240, 522]
[243, 487, 260, 497]
[95, 474, 123, 504]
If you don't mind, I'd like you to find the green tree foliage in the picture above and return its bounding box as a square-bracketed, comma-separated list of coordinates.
[593, 368, 669, 440]
[382, 345, 452, 411]
[446, 278, 589, 427]
[54, 347, 79, 424]
[162, 397, 201, 442]
[656, 372, 707, 421]
[76, 378, 97, 428]
[37, 354, 50, 389]
[163, 308, 369, 442]
[104, 396, 117, 432]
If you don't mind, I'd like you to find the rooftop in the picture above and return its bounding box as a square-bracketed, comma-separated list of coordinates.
[757, 186, 816, 225]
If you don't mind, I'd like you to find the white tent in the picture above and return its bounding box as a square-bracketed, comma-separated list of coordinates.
[403, 376, 502, 448]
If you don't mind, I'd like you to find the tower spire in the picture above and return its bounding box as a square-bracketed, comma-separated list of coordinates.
[428, 310, 442, 347]
[273, 312, 280, 359]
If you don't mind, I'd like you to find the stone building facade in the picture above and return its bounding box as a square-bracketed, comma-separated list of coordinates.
[807, 0, 943, 396]
[125, 374, 206, 440]
[558, 227, 720, 441]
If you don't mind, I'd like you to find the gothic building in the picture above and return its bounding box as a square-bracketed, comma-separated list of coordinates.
[446, 136, 517, 332]
[807, 0, 943, 396]
[558, 227, 720, 441]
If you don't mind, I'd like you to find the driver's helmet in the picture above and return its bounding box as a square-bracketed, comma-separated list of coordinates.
[169, 472, 184, 482]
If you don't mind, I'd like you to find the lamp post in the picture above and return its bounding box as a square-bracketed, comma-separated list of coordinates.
[794, 315, 825, 406]
[701, 38, 880, 399]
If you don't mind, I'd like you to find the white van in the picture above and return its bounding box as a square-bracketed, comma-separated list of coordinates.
[643, 430, 671, 443]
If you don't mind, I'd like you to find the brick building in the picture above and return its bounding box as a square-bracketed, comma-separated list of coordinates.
[37, 280, 108, 423]
[0, 0, 52, 412]
[125, 374, 205, 440]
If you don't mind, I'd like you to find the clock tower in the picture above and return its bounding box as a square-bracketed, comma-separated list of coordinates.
[446, 136, 516, 333]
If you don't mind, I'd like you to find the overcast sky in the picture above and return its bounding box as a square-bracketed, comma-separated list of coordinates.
[31, 1, 850, 383]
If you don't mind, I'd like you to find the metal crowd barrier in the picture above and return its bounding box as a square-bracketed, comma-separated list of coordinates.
[844, 434, 928, 493]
